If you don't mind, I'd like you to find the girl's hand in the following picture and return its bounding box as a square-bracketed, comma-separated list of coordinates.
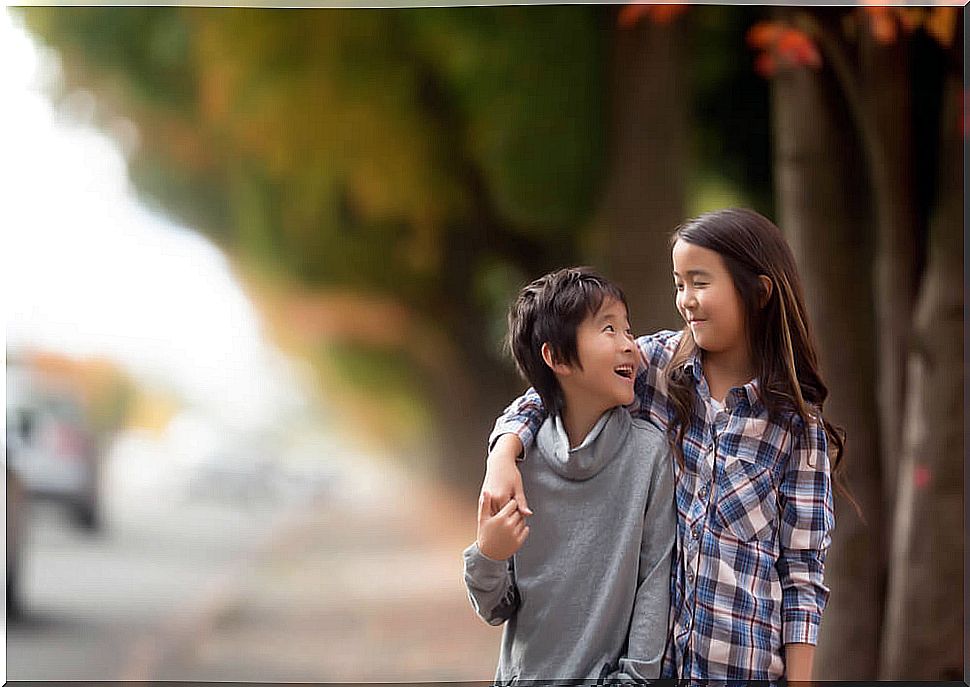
[477, 493, 529, 560]
[483, 434, 532, 516]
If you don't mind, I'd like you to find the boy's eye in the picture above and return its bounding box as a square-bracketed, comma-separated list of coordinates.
[603, 324, 615, 333]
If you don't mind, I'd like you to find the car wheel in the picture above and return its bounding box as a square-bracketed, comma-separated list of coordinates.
[7, 561, 22, 619]
[74, 500, 102, 532]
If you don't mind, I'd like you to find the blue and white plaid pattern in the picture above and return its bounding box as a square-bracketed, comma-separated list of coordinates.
[490, 329, 835, 681]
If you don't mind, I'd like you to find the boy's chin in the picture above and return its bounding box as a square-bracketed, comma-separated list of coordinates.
[613, 392, 636, 407]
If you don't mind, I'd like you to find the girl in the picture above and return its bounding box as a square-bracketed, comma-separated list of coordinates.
[481, 208, 843, 682]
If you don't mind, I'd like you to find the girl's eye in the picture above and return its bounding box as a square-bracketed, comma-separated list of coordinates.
[603, 324, 615, 333]
[674, 283, 684, 291]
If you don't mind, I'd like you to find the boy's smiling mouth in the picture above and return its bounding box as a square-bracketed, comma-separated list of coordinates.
[614, 364, 634, 379]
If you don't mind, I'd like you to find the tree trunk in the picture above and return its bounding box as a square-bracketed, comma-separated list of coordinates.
[591, 10, 687, 334]
[806, 10, 922, 515]
[770, 51, 884, 679]
[857, 32, 922, 509]
[877, 68, 964, 680]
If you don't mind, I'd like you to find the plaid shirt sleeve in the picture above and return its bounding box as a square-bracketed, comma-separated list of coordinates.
[775, 413, 835, 645]
[487, 389, 546, 454]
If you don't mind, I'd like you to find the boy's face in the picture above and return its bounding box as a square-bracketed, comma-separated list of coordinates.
[557, 296, 637, 411]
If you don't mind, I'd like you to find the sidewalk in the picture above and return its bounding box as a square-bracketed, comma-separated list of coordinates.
[141, 471, 503, 682]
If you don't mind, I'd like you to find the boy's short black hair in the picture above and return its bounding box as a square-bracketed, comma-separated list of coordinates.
[506, 266, 629, 416]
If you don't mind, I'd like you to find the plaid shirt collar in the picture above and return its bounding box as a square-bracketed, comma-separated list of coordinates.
[681, 348, 762, 413]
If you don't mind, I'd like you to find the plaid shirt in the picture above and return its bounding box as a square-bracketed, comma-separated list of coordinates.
[490, 329, 834, 682]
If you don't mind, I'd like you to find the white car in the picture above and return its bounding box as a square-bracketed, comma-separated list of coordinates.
[6, 365, 102, 531]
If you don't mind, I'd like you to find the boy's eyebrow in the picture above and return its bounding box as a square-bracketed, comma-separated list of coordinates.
[594, 309, 629, 326]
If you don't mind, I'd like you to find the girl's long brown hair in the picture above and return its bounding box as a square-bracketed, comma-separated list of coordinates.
[665, 208, 852, 504]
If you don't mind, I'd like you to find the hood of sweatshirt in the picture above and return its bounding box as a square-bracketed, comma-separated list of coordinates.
[535, 407, 632, 481]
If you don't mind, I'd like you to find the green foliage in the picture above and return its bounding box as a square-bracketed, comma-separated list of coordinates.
[689, 6, 774, 217]
[18, 7, 604, 304]
[407, 7, 607, 231]
[316, 341, 432, 446]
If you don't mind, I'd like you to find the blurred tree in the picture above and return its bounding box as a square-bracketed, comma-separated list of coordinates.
[17, 7, 660, 486]
[767, 10, 884, 677]
[590, 6, 687, 334]
[752, 6, 963, 679]
[878, 47, 963, 680]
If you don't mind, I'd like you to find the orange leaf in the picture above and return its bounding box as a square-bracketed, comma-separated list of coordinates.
[647, 4, 687, 25]
[754, 53, 776, 79]
[925, 7, 957, 48]
[896, 8, 924, 33]
[747, 21, 783, 49]
[862, 7, 898, 44]
[618, 4, 653, 29]
[776, 28, 822, 69]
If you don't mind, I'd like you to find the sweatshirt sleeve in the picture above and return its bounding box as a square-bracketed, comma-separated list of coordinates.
[611, 445, 676, 682]
[463, 542, 519, 626]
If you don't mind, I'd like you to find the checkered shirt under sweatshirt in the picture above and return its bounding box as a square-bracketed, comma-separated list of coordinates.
[489, 329, 835, 682]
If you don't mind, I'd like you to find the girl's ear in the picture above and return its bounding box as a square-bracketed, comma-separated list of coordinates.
[541, 342, 571, 375]
[758, 275, 773, 309]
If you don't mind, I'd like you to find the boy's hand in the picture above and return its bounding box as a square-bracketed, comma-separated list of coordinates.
[477, 492, 530, 561]
[483, 434, 532, 516]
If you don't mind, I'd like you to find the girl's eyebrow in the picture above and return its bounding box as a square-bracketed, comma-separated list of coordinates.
[672, 269, 713, 278]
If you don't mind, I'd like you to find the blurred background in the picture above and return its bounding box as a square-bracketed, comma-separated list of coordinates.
[3, 4, 963, 682]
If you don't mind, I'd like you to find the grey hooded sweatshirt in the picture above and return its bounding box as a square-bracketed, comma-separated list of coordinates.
[463, 407, 676, 684]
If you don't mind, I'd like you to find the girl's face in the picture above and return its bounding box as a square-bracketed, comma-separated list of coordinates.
[672, 239, 748, 359]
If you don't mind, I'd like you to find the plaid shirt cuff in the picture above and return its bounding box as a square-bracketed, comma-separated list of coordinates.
[783, 608, 822, 645]
[487, 421, 536, 460]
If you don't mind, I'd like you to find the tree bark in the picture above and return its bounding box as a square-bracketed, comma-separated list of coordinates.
[770, 51, 884, 679]
[857, 31, 922, 509]
[591, 11, 687, 334]
[877, 68, 964, 680]
[806, 10, 922, 514]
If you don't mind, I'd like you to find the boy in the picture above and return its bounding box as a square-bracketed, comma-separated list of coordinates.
[463, 267, 676, 684]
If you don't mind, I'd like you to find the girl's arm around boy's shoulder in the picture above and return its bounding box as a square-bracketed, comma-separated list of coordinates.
[630, 330, 682, 427]
[776, 410, 836, 647]
[635, 329, 682, 365]
[488, 330, 683, 453]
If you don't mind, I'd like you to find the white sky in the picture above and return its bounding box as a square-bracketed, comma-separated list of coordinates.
[1, 8, 310, 435]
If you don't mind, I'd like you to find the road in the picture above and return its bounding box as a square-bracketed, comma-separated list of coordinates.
[6, 435, 501, 682]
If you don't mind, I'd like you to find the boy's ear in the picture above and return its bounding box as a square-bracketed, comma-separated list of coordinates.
[541, 342, 572, 375]
[758, 275, 773, 309]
